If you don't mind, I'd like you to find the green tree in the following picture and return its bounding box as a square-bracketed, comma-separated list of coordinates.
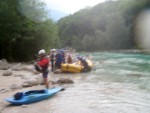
[104, 12, 131, 49]
[57, 0, 139, 51]
[0, 0, 59, 61]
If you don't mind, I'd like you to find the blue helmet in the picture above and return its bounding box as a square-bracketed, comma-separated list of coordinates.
[59, 49, 64, 53]
[77, 56, 83, 60]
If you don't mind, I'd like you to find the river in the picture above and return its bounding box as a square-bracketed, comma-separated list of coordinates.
[2, 51, 150, 113]
[49, 51, 150, 113]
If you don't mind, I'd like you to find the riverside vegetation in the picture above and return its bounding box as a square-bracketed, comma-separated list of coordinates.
[0, 0, 150, 61]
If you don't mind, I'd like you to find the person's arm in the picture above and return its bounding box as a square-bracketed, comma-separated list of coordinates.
[34, 62, 42, 72]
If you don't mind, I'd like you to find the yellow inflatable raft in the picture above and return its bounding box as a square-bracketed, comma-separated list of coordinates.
[61, 64, 83, 73]
[61, 59, 93, 73]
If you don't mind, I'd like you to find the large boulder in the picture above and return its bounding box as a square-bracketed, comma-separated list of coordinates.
[11, 63, 33, 72]
[2, 70, 13, 76]
[19, 64, 34, 72]
[11, 63, 22, 71]
[0, 59, 11, 70]
[22, 77, 43, 87]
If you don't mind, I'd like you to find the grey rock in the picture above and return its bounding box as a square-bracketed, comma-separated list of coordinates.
[52, 78, 74, 84]
[0, 60, 11, 70]
[22, 78, 43, 87]
[11, 63, 22, 71]
[11, 64, 34, 72]
[20, 66, 33, 72]
[3, 70, 13, 76]
[0, 59, 8, 63]
[10, 84, 22, 90]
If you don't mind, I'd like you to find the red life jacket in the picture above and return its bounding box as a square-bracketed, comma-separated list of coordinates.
[37, 57, 49, 72]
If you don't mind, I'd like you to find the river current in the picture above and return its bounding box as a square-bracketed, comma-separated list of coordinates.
[2, 51, 150, 113]
[50, 52, 150, 113]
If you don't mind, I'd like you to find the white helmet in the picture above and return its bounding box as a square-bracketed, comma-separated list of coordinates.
[38, 49, 45, 55]
[52, 49, 56, 51]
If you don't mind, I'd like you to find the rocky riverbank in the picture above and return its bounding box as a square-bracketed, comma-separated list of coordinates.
[0, 59, 75, 113]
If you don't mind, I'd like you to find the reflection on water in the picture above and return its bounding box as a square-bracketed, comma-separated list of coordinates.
[48, 52, 150, 113]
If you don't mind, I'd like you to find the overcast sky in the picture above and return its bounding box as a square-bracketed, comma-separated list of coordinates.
[42, 0, 106, 14]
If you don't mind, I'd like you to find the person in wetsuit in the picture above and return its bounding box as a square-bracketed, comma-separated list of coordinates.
[55, 50, 63, 69]
[49, 49, 55, 72]
[77, 57, 91, 72]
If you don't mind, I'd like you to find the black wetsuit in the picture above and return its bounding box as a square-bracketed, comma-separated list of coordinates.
[50, 53, 55, 72]
[80, 59, 91, 72]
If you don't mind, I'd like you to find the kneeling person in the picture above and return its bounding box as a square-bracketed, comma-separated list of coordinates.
[77, 57, 91, 72]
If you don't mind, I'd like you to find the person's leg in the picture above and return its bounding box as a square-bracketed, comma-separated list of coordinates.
[58, 63, 61, 69]
[55, 62, 60, 69]
[51, 61, 54, 72]
[42, 71, 49, 89]
[44, 77, 49, 89]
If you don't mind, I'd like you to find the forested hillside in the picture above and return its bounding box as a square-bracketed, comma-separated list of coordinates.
[57, 0, 150, 51]
[0, 0, 150, 61]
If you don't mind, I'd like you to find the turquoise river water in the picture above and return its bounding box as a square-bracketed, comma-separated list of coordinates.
[50, 52, 150, 113]
[2, 51, 150, 113]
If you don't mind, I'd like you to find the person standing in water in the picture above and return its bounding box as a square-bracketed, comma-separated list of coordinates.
[66, 53, 72, 64]
[49, 49, 55, 72]
[35, 49, 50, 89]
[55, 50, 63, 70]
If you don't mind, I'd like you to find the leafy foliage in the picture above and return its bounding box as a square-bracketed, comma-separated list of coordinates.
[1, 0, 150, 61]
[0, 0, 58, 61]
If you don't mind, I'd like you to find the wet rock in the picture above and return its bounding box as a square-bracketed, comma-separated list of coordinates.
[1, 59, 7, 62]
[58, 78, 74, 84]
[0, 59, 11, 70]
[10, 84, 22, 90]
[3, 70, 13, 76]
[52, 78, 74, 84]
[14, 74, 32, 80]
[22, 78, 43, 87]
[12, 63, 34, 72]
[20, 65, 33, 72]
[11, 63, 22, 71]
